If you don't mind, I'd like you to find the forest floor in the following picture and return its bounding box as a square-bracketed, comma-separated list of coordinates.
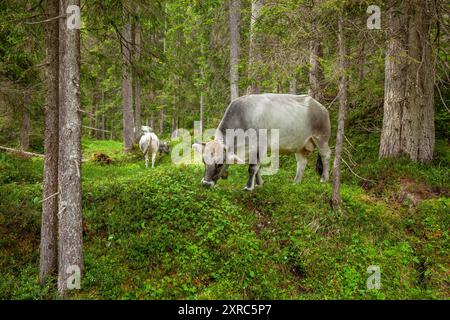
[0, 133, 448, 299]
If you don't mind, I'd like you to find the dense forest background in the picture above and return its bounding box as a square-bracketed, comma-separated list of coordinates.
[1, 0, 447, 146]
[0, 0, 448, 299]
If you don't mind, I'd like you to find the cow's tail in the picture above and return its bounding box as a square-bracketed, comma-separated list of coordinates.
[142, 136, 152, 157]
[315, 153, 323, 176]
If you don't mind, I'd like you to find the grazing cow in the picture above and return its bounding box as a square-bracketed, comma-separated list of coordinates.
[192, 94, 331, 190]
[139, 126, 170, 168]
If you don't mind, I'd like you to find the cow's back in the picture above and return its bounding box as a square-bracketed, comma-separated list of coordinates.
[218, 94, 330, 151]
[139, 132, 160, 154]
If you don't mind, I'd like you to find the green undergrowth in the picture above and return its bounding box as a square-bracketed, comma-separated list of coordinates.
[0, 135, 448, 299]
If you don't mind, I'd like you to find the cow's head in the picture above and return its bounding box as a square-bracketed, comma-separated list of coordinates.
[140, 126, 152, 134]
[159, 141, 170, 154]
[192, 140, 243, 188]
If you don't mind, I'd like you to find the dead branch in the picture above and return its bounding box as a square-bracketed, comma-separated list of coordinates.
[25, 14, 66, 25]
[0, 146, 44, 158]
[82, 125, 110, 133]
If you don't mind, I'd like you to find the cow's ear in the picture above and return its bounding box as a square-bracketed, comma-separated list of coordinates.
[192, 143, 204, 154]
[226, 153, 245, 164]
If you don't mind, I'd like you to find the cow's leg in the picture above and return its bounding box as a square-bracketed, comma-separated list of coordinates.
[294, 152, 308, 183]
[313, 137, 331, 182]
[145, 153, 149, 169]
[244, 163, 260, 191]
[151, 151, 156, 168]
[255, 168, 264, 186]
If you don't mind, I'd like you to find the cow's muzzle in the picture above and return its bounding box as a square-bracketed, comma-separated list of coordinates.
[201, 178, 215, 188]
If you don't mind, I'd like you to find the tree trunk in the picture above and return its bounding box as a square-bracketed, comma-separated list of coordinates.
[332, 15, 348, 209]
[289, 78, 297, 95]
[110, 119, 114, 140]
[402, 0, 435, 162]
[379, 1, 407, 158]
[57, 0, 83, 296]
[379, 0, 435, 163]
[229, 0, 241, 101]
[134, 22, 142, 140]
[95, 113, 100, 139]
[247, 0, 264, 94]
[308, 39, 324, 101]
[148, 115, 154, 129]
[200, 93, 204, 139]
[171, 114, 178, 138]
[93, 78, 101, 139]
[101, 91, 105, 140]
[20, 99, 30, 150]
[89, 103, 95, 137]
[159, 108, 164, 134]
[122, 9, 134, 152]
[359, 42, 366, 82]
[40, 0, 59, 284]
[101, 115, 106, 140]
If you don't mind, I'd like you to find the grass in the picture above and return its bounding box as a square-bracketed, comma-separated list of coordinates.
[0, 134, 448, 299]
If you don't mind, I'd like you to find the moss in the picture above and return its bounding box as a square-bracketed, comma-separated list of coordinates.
[0, 137, 448, 299]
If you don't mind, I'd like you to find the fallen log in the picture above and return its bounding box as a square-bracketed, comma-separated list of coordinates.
[0, 145, 44, 158]
[0, 145, 88, 163]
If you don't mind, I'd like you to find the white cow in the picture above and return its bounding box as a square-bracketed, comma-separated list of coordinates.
[139, 126, 170, 168]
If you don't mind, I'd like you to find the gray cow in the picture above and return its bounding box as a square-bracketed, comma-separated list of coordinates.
[192, 94, 331, 190]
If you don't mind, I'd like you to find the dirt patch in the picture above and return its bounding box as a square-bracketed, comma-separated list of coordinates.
[399, 178, 445, 207]
[90, 153, 112, 164]
[253, 207, 273, 236]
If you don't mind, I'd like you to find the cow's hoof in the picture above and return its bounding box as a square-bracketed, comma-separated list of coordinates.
[320, 178, 329, 183]
[243, 186, 254, 192]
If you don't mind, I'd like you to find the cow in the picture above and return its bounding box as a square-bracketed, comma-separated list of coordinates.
[192, 94, 331, 190]
[139, 126, 170, 168]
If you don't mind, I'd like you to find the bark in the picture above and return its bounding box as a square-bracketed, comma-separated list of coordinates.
[122, 9, 134, 152]
[148, 115, 154, 129]
[359, 42, 366, 82]
[276, 83, 281, 93]
[88, 103, 95, 137]
[332, 15, 348, 209]
[101, 91, 105, 140]
[110, 119, 114, 140]
[95, 113, 100, 139]
[159, 108, 164, 134]
[57, 0, 83, 296]
[200, 93, 204, 138]
[289, 78, 297, 95]
[40, 0, 59, 284]
[101, 115, 106, 140]
[20, 100, 30, 150]
[379, 0, 435, 163]
[229, 0, 241, 101]
[308, 39, 324, 101]
[379, 1, 407, 158]
[93, 79, 101, 139]
[134, 22, 142, 140]
[247, 0, 264, 94]
[402, 0, 435, 162]
[171, 114, 178, 138]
